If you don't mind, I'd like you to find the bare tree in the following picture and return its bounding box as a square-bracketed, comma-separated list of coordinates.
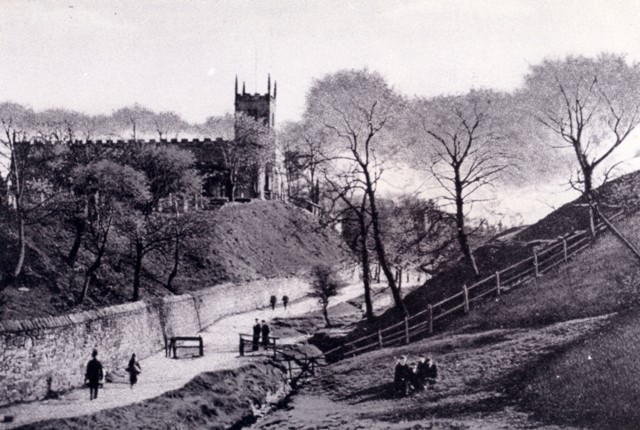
[305, 69, 408, 316]
[279, 121, 334, 204]
[0, 103, 63, 278]
[71, 160, 149, 303]
[523, 54, 640, 237]
[112, 104, 154, 140]
[310, 264, 345, 327]
[151, 111, 188, 140]
[412, 90, 512, 275]
[323, 165, 375, 321]
[124, 143, 201, 301]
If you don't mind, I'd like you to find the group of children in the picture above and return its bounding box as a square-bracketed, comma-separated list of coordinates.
[394, 355, 438, 397]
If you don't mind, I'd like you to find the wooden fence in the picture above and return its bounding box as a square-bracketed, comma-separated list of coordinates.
[322, 210, 624, 360]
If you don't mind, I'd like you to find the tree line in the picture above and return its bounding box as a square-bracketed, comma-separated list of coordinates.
[0, 103, 238, 302]
[279, 54, 640, 318]
[2, 53, 640, 316]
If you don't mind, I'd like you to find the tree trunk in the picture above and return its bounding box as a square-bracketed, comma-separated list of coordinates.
[166, 236, 180, 293]
[11, 214, 25, 278]
[66, 218, 85, 267]
[358, 213, 374, 321]
[78, 246, 105, 303]
[322, 304, 331, 327]
[584, 167, 597, 239]
[363, 171, 407, 316]
[454, 170, 479, 276]
[132, 241, 143, 301]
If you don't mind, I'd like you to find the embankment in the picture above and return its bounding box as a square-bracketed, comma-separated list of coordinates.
[0, 277, 308, 406]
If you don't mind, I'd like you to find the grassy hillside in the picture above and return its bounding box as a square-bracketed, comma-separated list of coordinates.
[0, 201, 350, 321]
[445, 211, 640, 429]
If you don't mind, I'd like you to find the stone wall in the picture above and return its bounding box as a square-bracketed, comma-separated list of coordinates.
[0, 276, 310, 406]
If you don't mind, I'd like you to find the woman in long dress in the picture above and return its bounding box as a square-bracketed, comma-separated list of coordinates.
[126, 353, 142, 388]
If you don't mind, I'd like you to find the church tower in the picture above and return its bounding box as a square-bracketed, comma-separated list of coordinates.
[234, 74, 276, 129]
[233, 75, 284, 201]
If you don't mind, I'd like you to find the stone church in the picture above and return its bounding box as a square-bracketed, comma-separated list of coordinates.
[192, 74, 286, 202]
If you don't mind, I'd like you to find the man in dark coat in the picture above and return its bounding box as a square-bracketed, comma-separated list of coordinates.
[85, 349, 103, 400]
[394, 356, 410, 397]
[261, 320, 270, 349]
[270, 295, 277, 310]
[417, 356, 438, 389]
[282, 295, 289, 310]
[252, 318, 261, 351]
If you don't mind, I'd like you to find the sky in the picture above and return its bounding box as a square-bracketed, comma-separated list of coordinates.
[2, 0, 640, 224]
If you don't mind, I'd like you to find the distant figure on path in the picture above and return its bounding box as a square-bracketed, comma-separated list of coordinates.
[261, 320, 270, 349]
[126, 354, 142, 388]
[252, 318, 261, 351]
[282, 295, 289, 310]
[85, 349, 103, 400]
[270, 295, 277, 310]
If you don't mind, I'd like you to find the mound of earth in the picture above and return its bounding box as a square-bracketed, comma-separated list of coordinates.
[0, 200, 350, 321]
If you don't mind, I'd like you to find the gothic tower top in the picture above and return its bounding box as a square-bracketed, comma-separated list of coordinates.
[235, 74, 276, 129]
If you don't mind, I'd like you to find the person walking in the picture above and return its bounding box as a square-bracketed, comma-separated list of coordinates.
[261, 320, 270, 349]
[126, 353, 142, 388]
[252, 318, 261, 351]
[270, 295, 277, 310]
[85, 349, 103, 400]
[282, 295, 289, 310]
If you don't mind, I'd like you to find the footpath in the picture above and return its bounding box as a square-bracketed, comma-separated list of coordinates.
[0, 281, 375, 429]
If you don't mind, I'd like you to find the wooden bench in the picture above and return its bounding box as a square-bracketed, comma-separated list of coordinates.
[167, 336, 204, 358]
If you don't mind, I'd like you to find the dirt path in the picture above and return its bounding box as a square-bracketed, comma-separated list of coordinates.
[0, 280, 374, 429]
[251, 314, 614, 430]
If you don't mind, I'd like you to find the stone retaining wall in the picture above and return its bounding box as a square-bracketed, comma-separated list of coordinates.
[0, 276, 310, 406]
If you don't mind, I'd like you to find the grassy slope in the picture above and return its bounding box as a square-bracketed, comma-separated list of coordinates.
[0, 200, 350, 321]
[444, 211, 640, 429]
[402, 170, 640, 317]
[265, 210, 640, 429]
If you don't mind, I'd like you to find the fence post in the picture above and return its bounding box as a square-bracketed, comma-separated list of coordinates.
[428, 304, 433, 335]
[239, 335, 244, 357]
[496, 271, 501, 296]
[377, 328, 383, 349]
[563, 238, 568, 264]
[463, 285, 469, 314]
[404, 316, 410, 344]
[534, 249, 539, 277]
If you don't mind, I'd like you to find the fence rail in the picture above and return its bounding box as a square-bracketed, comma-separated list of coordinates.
[238, 210, 624, 364]
[325, 210, 623, 360]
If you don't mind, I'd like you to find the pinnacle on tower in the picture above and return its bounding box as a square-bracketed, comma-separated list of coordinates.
[235, 76, 238, 95]
[268, 74, 271, 96]
[242, 82, 246, 95]
[274, 81, 277, 99]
